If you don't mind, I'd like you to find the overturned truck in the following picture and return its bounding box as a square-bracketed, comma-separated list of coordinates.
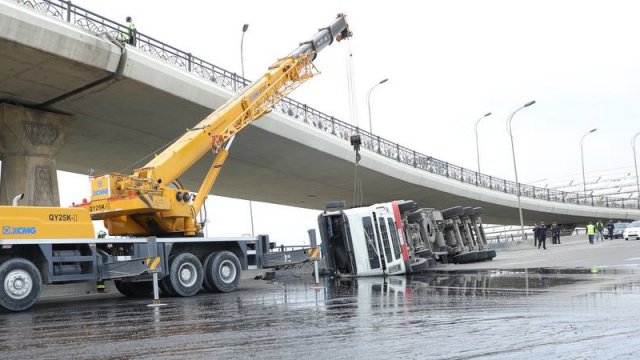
[318, 200, 496, 277]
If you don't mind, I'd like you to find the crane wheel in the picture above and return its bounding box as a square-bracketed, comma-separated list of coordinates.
[203, 251, 241, 293]
[0, 258, 42, 312]
[158, 256, 178, 296]
[159, 277, 177, 297]
[202, 252, 220, 293]
[114, 280, 135, 297]
[167, 252, 203, 297]
[114, 280, 153, 297]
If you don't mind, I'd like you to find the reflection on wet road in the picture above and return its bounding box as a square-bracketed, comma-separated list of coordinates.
[2, 269, 640, 359]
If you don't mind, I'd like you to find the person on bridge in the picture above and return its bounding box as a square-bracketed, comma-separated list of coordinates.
[595, 220, 604, 242]
[533, 223, 539, 247]
[122, 16, 136, 46]
[551, 222, 561, 244]
[587, 222, 596, 245]
[537, 221, 547, 250]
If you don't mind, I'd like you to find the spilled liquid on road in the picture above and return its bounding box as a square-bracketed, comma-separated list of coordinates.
[1, 269, 640, 359]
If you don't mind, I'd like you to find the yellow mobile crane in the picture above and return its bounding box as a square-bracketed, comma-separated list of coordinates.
[82, 15, 351, 237]
[0, 15, 351, 311]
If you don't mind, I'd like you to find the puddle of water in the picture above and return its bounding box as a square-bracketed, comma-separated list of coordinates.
[2, 269, 640, 359]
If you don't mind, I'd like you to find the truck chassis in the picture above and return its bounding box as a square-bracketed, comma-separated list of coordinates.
[0, 236, 266, 311]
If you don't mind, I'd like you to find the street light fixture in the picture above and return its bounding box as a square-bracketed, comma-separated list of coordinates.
[506, 100, 536, 244]
[580, 128, 597, 202]
[632, 131, 640, 209]
[240, 23, 255, 236]
[474, 112, 492, 173]
[241, 23, 249, 79]
[366, 78, 389, 133]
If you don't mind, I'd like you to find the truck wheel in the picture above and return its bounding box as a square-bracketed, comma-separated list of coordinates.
[202, 252, 220, 293]
[114, 280, 153, 297]
[203, 251, 241, 293]
[114, 280, 135, 297]
[442, 206, 464, 220]
[168, 253, 203, 297]
[463, 207, 475, 217]
[159, 277, 177, 296]
[0, 258, 42, 312]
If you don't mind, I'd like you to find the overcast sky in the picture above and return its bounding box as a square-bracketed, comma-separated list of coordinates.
[34, 0, 640, 243]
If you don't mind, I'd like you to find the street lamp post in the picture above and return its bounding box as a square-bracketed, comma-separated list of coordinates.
[580, 128, 597, 202]
[241, 23, 249, 79]
[474, 112, 492, 173]
[506, 100, 536, 244]
[240, 23, 255, 236]
[633, 131, 640, 209]
[366, 78, 388, 133]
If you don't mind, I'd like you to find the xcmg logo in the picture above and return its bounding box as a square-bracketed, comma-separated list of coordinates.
[92, 189, 109, 197]
[2, 225, 37, 235]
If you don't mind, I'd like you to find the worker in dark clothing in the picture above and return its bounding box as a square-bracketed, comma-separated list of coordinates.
[96, 230, 108, 293]
[551, 222, 561, 244]
[606, 220, 615, 240]
[595, 220, 604, 242]
[537, 221, 547, 250]
[533, 223, 539, 247]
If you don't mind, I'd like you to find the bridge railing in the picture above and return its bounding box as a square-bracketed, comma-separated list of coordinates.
[16, 0, 639, 211]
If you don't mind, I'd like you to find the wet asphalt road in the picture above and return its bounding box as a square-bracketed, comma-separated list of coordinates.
[2, 269, 640, 360]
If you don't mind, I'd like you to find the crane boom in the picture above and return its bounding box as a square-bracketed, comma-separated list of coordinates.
[79, 14, 352, 237]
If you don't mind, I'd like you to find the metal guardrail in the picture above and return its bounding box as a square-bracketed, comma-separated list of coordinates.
[14, 0, 640, 210]
[485, 228, 575, 244]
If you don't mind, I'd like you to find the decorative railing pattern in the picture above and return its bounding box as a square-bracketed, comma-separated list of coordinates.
[14, 0, 639, 210]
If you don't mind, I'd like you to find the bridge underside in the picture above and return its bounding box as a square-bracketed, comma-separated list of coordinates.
[1, 1, 639, 226]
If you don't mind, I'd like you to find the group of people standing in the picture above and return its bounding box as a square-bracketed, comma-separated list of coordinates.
[532, 221, 561, 250]
[586, 220, 615, 245]
[533, 220, 618, 248]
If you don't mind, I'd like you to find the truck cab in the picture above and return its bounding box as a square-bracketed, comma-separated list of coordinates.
[319, 202, 408, 276]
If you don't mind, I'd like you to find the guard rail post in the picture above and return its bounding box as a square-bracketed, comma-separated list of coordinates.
[65, 0, 71, 22]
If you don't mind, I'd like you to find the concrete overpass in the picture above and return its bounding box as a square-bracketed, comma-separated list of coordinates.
[1, 0, 639, 225]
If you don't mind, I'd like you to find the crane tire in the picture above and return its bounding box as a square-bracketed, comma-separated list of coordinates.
[0, 258, 42, 312]
[114, 280, 153, 297]
[203, 251, 241, 293]
[159, 277, 177, 297]
[168, 252, 203, 297]
[114, 280, 135, 297]
[201, 252, 220, 293]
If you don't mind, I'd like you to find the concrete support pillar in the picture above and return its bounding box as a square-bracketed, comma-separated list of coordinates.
[0, 104, 73, 206]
